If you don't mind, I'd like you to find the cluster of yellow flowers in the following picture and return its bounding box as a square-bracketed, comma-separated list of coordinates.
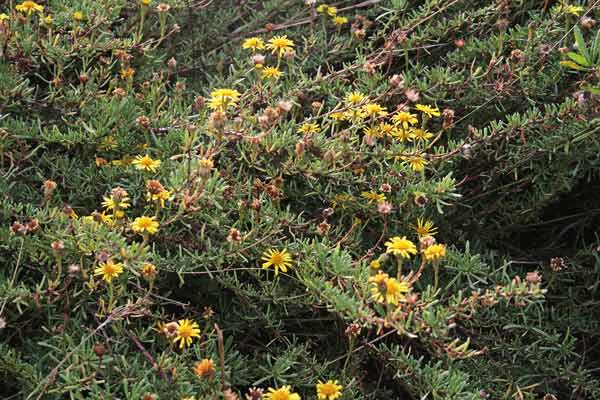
[552, 0, 584, 17]
[316, 4, 348, 26]
[366, 219, 448, 305]
[242, 35, 295, 81]
[182, 381, 343, 400]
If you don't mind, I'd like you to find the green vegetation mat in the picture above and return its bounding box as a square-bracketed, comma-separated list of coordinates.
[1, 0, 600, 399]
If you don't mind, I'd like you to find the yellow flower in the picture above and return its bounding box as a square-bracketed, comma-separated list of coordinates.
[264, 386, 301, 400]
[101, 195, 131, 213]
[146, 189, 171, 208]
[0, 13, 10, 21]
[363, 126, 382, 138]
[317, 380, 343, 400]
[392, 111, 418, 129]
[174, 319, 201, 349]
[363, 103, 388, 117]
[369, 272, 410, 305]
[390, 127, 414, 142]
[262, 66, 283, 80]
[242, 37, 265, 51]
[553, 1, 584, 16]
[330, 112, 345, 121]
[369, 259, 381, 270]
[423, 243, 446, 262]
[94, 260, 124, 283]
[415, 104, 440, 117]
[411, 218, 438, 238]
[42, 14, 53, 25]
[385, 236, 417, 259]
[317, 5, 337, 16]
[344, 91, 365, 105]
[208, 88, 241, 111]
[297, 122, 320, 135]
[378, 123, 395, 137]
[193, 358, 215, 378]
[403, 155, 428, 172]
[140, 0, 152, 5]
[267, 35, 294, 57]
[120, 67, 135, 80]
[412, 128, 434, 141]
[132, 155, 161, 172]
[15, 1, 43, 15]
[343, 108, 367, 123]
[140, 262, 157, 280]
[261, 248, 293, 276]
[131, 216, 160, 235]
[361, 191, 386, 204]
[72, 11, 84, 21]
[332, 16, 348, 26]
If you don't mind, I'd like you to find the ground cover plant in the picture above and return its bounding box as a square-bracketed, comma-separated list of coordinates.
[1, 0, 600, 399]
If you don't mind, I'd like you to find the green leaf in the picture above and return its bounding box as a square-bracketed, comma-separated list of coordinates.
[574, 26, 591, 62]
[583, 85, 600, 95]
[566, 51, 590, 67]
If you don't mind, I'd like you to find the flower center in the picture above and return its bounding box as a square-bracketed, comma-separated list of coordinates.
[271, 253, 284, 265]
[178, 325, 192, 338]
[320, 384, 337, 395]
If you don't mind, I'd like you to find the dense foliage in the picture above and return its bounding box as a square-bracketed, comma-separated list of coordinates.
[1, 0, 600, 399]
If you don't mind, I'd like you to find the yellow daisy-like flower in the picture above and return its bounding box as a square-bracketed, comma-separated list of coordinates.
[369, 259, 381, 270]
[332, 16, 348, 26]
[261, 248, 293, 276]
[262, 66, 283, 81]
[403, 155, 428, 172]
[392, 111, 418, 129]
[174, 319, 201, 349]
[553, 1, 584, 16]
[193, 358, 215, 378]
[363, 126, 382, 138]
[415, 104, 440, 118]
[343, 108, 367, 123]
[423, 243, 447, 262]
[264, 386, 301, 400]
[297, 122, 320, 135]
[132, 155, 161, 172]
[316, 5, 337, 16]
[330, 112, 345, 122]
[412, 128, 434, 141]
[120, 67, 135, 80]
[266, 35, 294, 58]
[411, 218, 438, 238]
[131, 216, 160, 235]
[140, 262, 157, 280]
[147, 189, 171, 208]
[378, 123, 395, 137]
[0, 13, 10, 21]
[390, 127, 414, 142]
[361, 191, 386, 204]
[242, 37, 265, 51]
[94, 260, 124, 283]
[369, 272, 410, 305]
[140, 0, 151, 5]
[317, 380, 343, 400]
[363, 103, 388, 117]
[344, 91, 365, 105]
[208, 88, 241, 111]
[72, 11, 84, 21]
[15, 1, 43, 15]
[101, 195, 131, 213]
[385, 236, 417, 259]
